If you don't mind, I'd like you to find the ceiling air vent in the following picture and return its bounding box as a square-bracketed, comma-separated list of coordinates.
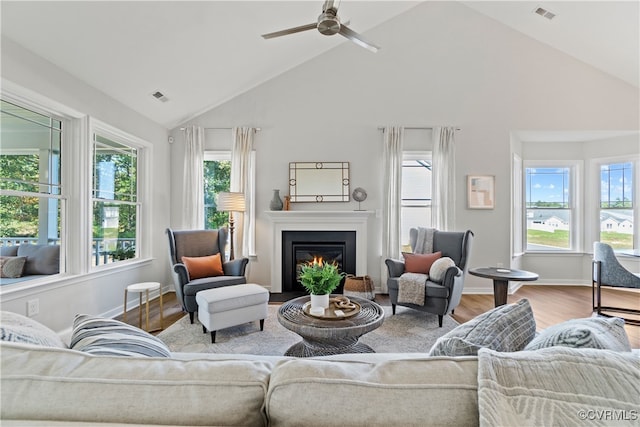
[534, 6, 556, 20]
[152, 91, 169, 103]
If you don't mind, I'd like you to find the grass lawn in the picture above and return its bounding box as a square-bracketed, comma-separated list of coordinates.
[528, 230, 633, 249]
[599, 232, 634, 249]
[527, 230, 570, 248]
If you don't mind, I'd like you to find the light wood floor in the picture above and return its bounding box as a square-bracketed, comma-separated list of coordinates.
[117, 285, 640, 348]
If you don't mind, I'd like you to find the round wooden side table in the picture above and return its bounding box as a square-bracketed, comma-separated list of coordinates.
[469, 267, 538, 307]
[124, 282, 164, 332]
[277, 295, 385, 357]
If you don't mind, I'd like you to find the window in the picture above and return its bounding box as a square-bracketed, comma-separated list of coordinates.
[203, 152, 231, 230]
[0, 99, 63, 276]
[600, 162, 634, 249]
[401, 152, 432, 251]
[525, 165, 576, 251]
[92, 132, 139, 266]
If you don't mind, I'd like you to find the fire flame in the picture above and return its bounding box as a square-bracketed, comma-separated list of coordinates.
[311, 256, 323, 265]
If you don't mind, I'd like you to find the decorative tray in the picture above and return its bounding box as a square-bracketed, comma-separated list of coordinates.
[302, 297, 361, 320]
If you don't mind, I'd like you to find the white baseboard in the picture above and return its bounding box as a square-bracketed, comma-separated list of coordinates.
[461, 286, 494, 295]
[527, 279, 590, 286]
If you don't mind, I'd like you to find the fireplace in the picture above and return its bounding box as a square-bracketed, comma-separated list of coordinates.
[282, 230, 356, 293]
[265, 210, 372, 293]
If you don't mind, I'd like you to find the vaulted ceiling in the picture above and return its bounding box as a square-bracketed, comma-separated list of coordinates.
[2, 1, 638, 129]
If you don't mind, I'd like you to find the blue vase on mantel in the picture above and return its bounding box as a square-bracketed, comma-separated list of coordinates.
[270, 189, 284, 211]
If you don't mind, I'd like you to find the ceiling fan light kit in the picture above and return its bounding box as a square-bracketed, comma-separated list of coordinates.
[262, 0, 380, 53]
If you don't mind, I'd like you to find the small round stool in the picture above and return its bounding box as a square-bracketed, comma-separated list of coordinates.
[124, 282, 164, 332]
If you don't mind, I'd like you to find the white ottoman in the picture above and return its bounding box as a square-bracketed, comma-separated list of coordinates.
[196, 284, 269, 343]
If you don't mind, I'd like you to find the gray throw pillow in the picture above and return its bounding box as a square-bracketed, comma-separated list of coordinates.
[0, 246, 19, 257]
[70, 314, 171, 358]
[0, 256, 27, 278]
[17, 244, 60, 275]
[429, 298, 536, 356]
[0, 311, 67, 348]
[524, 316, 631, 352]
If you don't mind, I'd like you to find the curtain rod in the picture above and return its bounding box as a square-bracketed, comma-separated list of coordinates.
[378, 126, 461, 131]
[179, 127, 261, 131]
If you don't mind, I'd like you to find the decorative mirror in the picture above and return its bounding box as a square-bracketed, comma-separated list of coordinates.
[289, 162, 350, 202]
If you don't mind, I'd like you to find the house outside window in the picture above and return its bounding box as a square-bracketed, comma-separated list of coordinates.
[91, 132, 139, 266]
[525, 164, 579, 251]
[0, 98, 64, 277]
[600, 162, 634, 249]
[203, 152, 231, 230]
[401, 152, 432, 252]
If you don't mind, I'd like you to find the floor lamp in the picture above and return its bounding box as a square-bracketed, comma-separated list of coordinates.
[217, 192, 245, 260]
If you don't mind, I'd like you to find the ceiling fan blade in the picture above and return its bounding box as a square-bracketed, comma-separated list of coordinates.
[262, 23, 317, 39]
[338, 25, 380, 53]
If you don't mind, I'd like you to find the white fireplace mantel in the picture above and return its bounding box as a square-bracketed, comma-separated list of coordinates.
[265, 210, 373, 293]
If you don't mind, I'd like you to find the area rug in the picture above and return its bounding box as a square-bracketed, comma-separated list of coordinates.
[157, 304, 459, 355]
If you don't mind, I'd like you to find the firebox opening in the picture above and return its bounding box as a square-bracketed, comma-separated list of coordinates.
[282, 230, 356, 293]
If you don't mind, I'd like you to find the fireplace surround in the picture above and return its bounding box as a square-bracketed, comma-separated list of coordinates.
[265, 211, 372, 293]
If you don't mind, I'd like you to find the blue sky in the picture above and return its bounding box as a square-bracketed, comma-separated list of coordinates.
[526, 163, 634, 206]
[601, 162, 633, 204]
[526, 167, 569, 205]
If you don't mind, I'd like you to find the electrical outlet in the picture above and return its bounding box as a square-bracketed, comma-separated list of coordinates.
[27, 299, 39, 317]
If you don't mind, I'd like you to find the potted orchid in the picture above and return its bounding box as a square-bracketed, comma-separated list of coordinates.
[298, 258, 345, 311]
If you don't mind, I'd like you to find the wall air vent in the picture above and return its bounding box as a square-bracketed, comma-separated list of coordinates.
[152, 91, 169, 103]
[534, 6, 556, 20]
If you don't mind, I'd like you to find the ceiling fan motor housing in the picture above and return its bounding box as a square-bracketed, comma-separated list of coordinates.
[317, 11, 340, 35]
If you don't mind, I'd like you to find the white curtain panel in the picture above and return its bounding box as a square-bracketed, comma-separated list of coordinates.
[231, 127, 256, 258]
[381, 126, 404, 293]
[432, 126, 456, 231]
[182, 125, 204, 229]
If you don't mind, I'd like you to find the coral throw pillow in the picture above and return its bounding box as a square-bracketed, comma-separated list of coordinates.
[181, 254, 224, 279]
[403, 252, 442, 274]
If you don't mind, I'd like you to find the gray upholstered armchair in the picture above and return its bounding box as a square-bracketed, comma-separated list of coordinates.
[592, 242, 640, 325]
[385, 229, 473, 327]
[167, 228, 249, 323]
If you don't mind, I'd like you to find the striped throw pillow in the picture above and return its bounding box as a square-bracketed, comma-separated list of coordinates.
[1, 311, 67, 348]
[70, 314, 170, 357]
[429, 298, 536, 356]
[524, 316, 631, 351]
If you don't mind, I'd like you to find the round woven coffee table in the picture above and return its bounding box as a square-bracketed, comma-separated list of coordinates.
[277, 295, 385, 357]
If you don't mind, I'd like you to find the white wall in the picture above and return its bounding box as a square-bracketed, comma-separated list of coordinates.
[170, 2, 639, 294]
[1, 38, 172, 333]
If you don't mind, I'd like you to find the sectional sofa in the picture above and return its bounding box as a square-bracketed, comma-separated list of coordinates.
[1, 302, 638, 426]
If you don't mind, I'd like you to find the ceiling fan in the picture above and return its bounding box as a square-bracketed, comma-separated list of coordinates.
[261, 0, 380, 53]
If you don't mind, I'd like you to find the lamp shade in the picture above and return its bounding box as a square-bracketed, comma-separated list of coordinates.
[217, 192, 245, 212]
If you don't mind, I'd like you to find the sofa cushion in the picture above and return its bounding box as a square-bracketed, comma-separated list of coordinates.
[182, 253, 224, 279]
[429, 298, 536, 356]
[17, 244, 60, 275]
[524, 316, 632, 351]
[0, 256, 27, 278]
[402, 251, 441, 274]
[267, 357, 479, 427]
[0, 311, 67, 348]
[70, 314, 171, 358]
[0, 342, 272, 426]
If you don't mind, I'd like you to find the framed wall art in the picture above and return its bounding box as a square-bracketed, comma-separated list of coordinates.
[467, 175, 495, 209]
